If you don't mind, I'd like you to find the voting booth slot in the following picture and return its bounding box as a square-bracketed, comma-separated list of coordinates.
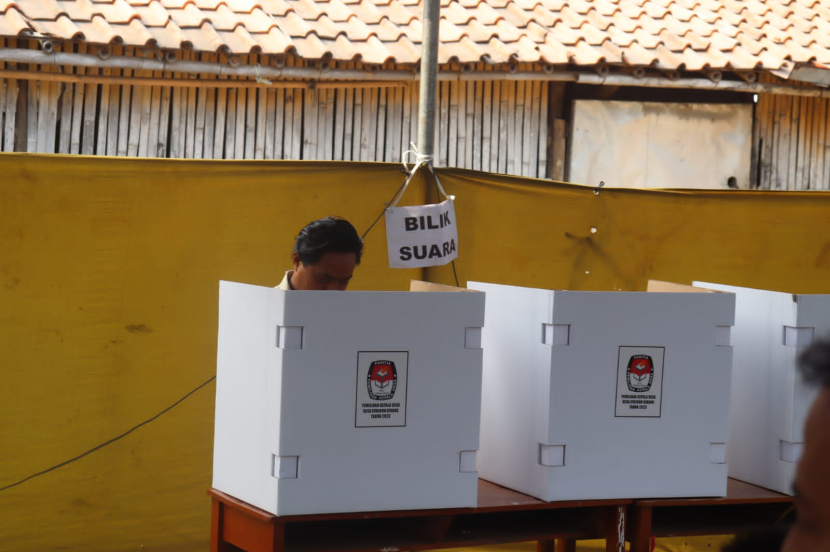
[646, 280, 721, 294]
[693, 281, 829, 496]
[213, 280, 485, 516]
[469, 281, 736, 502]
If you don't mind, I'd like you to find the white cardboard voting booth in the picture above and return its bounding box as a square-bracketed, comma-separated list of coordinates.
[213, 281, 484, 516]
[467, 281, 735, 501]
[694, 282, 828, 495]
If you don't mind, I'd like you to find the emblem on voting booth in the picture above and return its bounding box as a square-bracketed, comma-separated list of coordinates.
[367, 360, 398, 400]
[615, 346, 665, 418]
[356, 351, 409, 428]
[626, 355, 654, 392]
[384, 156, 459, 269]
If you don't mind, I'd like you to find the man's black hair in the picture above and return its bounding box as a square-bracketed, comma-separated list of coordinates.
[294, 217, 364, 266]
[798, 338, 830, 388]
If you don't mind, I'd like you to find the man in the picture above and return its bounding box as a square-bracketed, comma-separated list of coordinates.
[780, 339, 830, 552]
[277, 217, 363, 291]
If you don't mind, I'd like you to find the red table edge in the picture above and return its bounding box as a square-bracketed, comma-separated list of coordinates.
[635, 494, 794, 507]
[207, 487, 632, 524]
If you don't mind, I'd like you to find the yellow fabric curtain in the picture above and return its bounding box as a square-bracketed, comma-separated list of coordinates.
[1, 154, 827, 552]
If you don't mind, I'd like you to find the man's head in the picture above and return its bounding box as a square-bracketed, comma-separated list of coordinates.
[290, 217, 363, 291]
[781, 339, 830, 552]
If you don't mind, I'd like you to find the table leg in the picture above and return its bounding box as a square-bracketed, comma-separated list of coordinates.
[605, 505, 626, 552]
[557, 539, 577, 552]
[627, 505, 652, 552]
[211, 498, 234, 552]
[537, 539, 556, 552]
[220, 503, 285, 552]
[537, 538, 575, 552]
[267, 523, 285, 552]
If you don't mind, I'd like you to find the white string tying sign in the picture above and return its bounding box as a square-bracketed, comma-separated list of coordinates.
[384, 146, 459, 269]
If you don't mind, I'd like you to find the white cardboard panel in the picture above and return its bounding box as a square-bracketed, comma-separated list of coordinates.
[469, 281, 735, 501]
[697, 282, 829, 495]
[213, 282, 485, 515]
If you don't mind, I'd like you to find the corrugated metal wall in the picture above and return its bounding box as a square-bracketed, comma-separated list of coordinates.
[753, 75, 830, 190]
[0, 38, 551, 179]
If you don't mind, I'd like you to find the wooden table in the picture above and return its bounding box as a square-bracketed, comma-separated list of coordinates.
[209, 480, 628, 552]
[626, 478, 794, 552]
[209, 478, 793, 552]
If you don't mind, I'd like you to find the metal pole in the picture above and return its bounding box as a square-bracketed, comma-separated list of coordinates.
[417, 0, 441, 161]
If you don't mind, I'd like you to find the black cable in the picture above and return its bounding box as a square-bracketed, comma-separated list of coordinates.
[0, 375, 217, 493]
[427, 166, 460, 287]
[361, 170, 410, 240]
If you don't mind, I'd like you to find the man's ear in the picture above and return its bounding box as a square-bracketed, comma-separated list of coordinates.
[291, 251, 301, 271]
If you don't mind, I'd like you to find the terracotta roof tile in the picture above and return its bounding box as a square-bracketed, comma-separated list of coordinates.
[608, 10, 641, 32]
[537, 37, 570, 64]
[0, 10, 26, 35]
[257, 0, 294, 16]
[523, 19, 546, 41]
[622, 41, 659, 65]
[359, 34, 393, 62]
[157, 0, 190, 9]
[395, 17, 419, 41]
[549, 21, 583, 45]
[145, 19, 187, 47]
[131, 1, 170, 26]
[285, 0, 324, 19]
[29, 14, 84, 38]
[537, 0, 566, 9]
[494, 5, 525, 27]
[206, 3, 241, 30]
[577, 22, 610, 45]
[279, 10, 313, 35]
[597, 38, 623, 62]
[119, 15, 157, 41]
[443, 1, 474, 25]
[336, 12, 371, 39]
[437, 17, 464, 41]
[224, 0, 261, 12]
[376, 0, 415, 25]
[530, 4, 559, 27]
[672, 42, 712, 69]
[482, 36, 518, 63]
[3, 0, 830, 75]
[168, 3, 209, 27]
[312, 0, 348, 20]
[585, 8, 613, 31]
[736, 33, 767, 55]
[346, 0, 382, 24]
[19, 0, 62, 19]
[255, 23, 292, 50]
[727, 44, 765, 67]
[605, 22, 635, 47]
[96, 0, 139, 23]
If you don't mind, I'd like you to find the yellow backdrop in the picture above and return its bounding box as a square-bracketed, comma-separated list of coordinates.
[1, 154, 827, 552]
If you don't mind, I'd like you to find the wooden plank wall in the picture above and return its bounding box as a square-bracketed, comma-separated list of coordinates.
[0, 42, 551, 179]
[753, 74, 830, 190]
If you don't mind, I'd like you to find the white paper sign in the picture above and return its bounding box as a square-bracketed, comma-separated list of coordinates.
[615, 346, 665, 418]
[355, 351, 409, 428]
[385, 198, 458, 268]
